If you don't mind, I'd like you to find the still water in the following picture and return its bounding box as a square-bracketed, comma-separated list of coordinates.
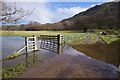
[1, 37, 118, 78]
[2, 37, 25, 58]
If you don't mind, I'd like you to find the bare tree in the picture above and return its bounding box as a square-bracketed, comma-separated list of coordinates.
[0, 1, 33, 24]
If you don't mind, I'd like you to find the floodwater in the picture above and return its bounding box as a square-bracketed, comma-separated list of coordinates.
[1, 37, 119, 78]
[1, 37, 25, 58]
[2, 37, 57, 68]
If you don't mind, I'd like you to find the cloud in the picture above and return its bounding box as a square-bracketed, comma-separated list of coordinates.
[16, 2, 88, 24]
[91, 4, 96, 7]
[51, 6, 88, 23]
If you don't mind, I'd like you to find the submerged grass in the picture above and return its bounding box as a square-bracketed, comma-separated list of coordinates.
[2, 63, 25, 78]
[2, 52, 50, 78]
[2, 53, 24, 60]
[2, 50, 40, 60]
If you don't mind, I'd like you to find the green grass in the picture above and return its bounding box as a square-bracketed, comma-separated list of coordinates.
[2, 63, 25, 78]
[2, 51, 50, 78]
[1, 31, 87, 45]
[93, 29, 120, 34]
[1, 31, 59, 37]
[65, 33, 91, 45]
[62, 33, 86, 42]
[93, 29, 120, 44]
[93, 29, 105, 34]
[1, 31, 84, 37]
[92, 34, 97, 43]
[3, 52, 22, 60]
[99, 35, 120, 44]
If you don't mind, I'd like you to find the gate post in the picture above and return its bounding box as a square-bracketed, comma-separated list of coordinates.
[57, 34, 60, 46]
[25, 37, 28, 53]
[33, 35, 37, 51]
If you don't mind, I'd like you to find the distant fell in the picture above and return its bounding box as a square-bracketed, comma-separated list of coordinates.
[59, 1, 120, 31]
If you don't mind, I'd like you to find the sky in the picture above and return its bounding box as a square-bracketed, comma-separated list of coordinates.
[8, 0, 115, 24]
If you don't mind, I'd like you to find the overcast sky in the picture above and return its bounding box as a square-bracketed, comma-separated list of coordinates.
[12, 0, 114, 24]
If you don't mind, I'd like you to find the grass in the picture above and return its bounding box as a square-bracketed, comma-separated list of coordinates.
[92, 34, 97, 43]
[1, 31, 84, 37]
[2, 63, 25, 78]
[93, 29, 120, 44]
[62, 33, 86, 42]
[1, 31, 58, 37]
[99, 35, 120, 44]
[1, 50, 40, 60]
[2, 58, 48, 78]
[1, 31, 87, 45]
[93, 29, 120, 34]
[2, 52, 50, 78]
[65, 33, 91, 45]
[93, 29, 105, 34]
[2, 52, 23, 60]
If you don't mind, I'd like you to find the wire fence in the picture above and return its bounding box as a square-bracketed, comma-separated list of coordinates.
[63, 33, 86, 43]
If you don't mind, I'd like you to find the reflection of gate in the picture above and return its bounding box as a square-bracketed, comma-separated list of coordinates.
[25, 52, 38, 68]
[40, 34, 64, 54]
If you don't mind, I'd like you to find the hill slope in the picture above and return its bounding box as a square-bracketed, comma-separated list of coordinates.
[59, 1, 120, 31]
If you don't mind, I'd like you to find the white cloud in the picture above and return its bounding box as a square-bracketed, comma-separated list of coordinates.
[52, 6, 88, 23]
[91, 4, 96, 7]
[16, 2, 88, 24]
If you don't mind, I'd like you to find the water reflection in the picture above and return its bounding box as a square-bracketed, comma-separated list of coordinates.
[25, 52, 38, 68]
[40, 38, 64, 54]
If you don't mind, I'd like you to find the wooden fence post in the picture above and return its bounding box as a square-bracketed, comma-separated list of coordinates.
[57, 34, 60, 46]
[25, 37, 28, 53]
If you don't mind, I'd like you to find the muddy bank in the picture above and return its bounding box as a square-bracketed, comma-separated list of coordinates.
[72, 39, 120, 67]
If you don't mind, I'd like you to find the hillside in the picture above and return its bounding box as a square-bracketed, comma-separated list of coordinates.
[2, 1, 120, 31]
[59, 1, 120, 31]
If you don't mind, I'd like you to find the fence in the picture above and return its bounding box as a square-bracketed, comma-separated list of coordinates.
[40, 34, 64, 54]
[64, 33, 86, 43]
[16, 35, 37, 53]
[40, 34, 64, 46]
[25, 35, 37, 52]
[16, 33, 86, 54]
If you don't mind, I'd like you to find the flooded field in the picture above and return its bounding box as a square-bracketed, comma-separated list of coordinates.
[73, 41, 119, 67]
[1, 37, 25, 58]
[18, 45, 118, 78]
[1, 37, 119, 78]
